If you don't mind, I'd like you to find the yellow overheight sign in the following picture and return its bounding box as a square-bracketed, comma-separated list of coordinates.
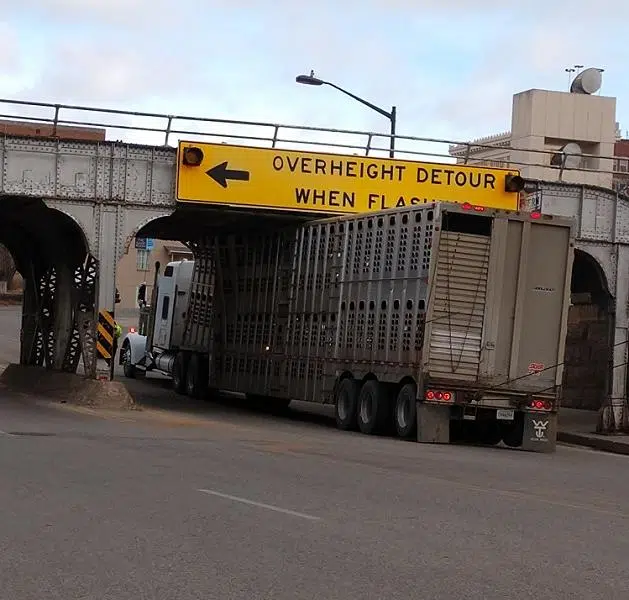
[176, 141, 521, 213]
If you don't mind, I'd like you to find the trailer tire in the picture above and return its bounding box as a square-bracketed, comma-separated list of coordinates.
[501, 416, 524, 448]
[269, 398, 291, 413]
[394, 383, 417, 439]
[172, 352, 187, 395]
[186, 354, 206, 398]
[335, 378, 359, 431]
[357, 380, 389, 435]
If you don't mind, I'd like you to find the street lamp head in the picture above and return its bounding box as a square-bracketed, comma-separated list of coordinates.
[296, 73, 324, 86]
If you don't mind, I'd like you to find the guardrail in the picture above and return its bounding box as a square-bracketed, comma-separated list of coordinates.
[0, 97, 625, 182]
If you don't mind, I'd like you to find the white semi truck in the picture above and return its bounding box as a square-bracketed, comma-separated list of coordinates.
[121, 202, 575, 452]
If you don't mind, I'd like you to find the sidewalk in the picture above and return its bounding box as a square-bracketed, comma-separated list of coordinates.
[558, 408, 629, 455]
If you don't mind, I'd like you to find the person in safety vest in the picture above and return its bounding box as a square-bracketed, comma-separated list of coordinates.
[113, 321, 122, 359]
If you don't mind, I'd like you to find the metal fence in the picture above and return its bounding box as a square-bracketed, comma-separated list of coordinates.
[0, 97, 623, 182]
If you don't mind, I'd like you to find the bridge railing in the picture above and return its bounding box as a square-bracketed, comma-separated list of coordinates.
[0, 97, 624, 183]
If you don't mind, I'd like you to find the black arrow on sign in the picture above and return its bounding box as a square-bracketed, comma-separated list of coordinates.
[206, 161, 250, 188]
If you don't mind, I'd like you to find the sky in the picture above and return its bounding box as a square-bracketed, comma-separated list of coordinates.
[0, 0, 625, 159]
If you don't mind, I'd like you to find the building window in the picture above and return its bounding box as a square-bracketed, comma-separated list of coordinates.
[614, 158, 629, 173]
[137, 249, 150, 271]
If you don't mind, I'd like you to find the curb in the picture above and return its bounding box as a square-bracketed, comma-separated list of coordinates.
[558, 431, 629, 456]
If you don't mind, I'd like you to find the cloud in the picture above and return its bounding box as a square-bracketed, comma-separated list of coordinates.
[0, 22, 24, 72]
[22, 39, 192, 105]
[0, 0, 181, 26]
[0, 0, 625, 153]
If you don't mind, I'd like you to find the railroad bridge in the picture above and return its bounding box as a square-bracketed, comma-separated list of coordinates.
[0, 100, 627, 432]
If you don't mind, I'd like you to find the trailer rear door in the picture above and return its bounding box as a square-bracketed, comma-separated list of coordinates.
[479, 218, 573, 393]
[425, 228, 491, 382]
[423, 211, 573, 392]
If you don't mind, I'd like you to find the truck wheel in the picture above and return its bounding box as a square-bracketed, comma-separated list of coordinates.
[335, 378, 359, 431]
[269, 398, 292, 413]
[501, 418, 524, 448]
[172, 352, 187, 395]
[394, 383, 417, 439]
[357, 380, 389, 435]
[186, 354, 199, 398]
[186, 354, 208, 398]
[122, 345, 136, 379]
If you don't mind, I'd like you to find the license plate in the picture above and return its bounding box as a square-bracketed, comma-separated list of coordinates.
[496, 409, 515, 421]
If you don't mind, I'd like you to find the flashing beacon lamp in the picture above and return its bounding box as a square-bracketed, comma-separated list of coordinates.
[182, 146, 204, 167]
[504, 172, 541, 218]
[504, 173, 525, 193]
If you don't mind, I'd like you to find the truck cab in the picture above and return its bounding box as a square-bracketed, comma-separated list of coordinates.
[152, 260, 194, 351]
[119, 259, 195, 379]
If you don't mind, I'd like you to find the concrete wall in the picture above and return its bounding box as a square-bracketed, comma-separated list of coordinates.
[449, 87, 618, 189]
[510, 89, 616, 187]
[562, 303, 611, 410]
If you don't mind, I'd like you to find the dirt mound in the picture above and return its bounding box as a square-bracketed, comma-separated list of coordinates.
[0, 364, 134, 409]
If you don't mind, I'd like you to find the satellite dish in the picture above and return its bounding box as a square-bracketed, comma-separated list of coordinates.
[570, 68, 602, 94]
[551, 142, 583, 169]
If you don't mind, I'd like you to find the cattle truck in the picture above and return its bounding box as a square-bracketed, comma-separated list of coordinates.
[121, 202, 575, 452]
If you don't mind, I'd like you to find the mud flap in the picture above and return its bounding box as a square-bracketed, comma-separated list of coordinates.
[416, 402, 450, 444]
[520, 412, 557, 453]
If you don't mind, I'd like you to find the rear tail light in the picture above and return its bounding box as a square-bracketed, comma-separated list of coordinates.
[461, 202, 485, 212]
[425, 389, 455, 402]
[529, 398, 552, 411]
[129, 327, 136, 334]
[530, 211, 542, 219]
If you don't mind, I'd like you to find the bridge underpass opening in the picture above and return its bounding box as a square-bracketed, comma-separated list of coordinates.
[0, 196, 94, 375]
[0, 243, 22, 369]
[117, 203, 317, 332]
[562, 249, 613, 411]
[114, 204, 319, 386]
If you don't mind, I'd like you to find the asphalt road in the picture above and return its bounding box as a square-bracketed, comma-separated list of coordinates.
[2, 307, 629, 599]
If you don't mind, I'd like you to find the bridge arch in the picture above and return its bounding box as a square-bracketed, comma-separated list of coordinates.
[563, 248, 613, 410]
[0, 196, 97, 373]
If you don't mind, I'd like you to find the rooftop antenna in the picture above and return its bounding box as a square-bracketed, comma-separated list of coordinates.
[565, 64, 583, 90]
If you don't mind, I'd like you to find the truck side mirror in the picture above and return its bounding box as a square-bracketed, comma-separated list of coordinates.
[115, 288, 121, 304]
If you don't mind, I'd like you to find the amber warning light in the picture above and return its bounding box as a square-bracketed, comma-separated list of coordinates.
[182, 146, 204, 166]
[505, 173, 525, 193]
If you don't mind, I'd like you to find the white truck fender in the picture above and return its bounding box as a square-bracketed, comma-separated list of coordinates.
[119, 332, 148, 365]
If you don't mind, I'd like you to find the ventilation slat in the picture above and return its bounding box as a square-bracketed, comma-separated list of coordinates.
[428, 231, 490, 381]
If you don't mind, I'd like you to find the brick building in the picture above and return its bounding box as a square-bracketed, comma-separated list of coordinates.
[0, 119, 106, 141]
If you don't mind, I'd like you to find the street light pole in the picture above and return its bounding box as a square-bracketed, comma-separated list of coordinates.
[296, 72, 397, 158]
[389, 105, 396, 159]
